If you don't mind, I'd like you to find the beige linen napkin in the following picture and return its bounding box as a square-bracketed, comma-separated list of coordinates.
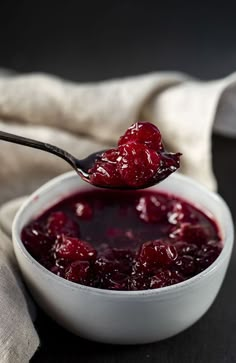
[0, 71, 236, 362]
[0, 197, 38, 363]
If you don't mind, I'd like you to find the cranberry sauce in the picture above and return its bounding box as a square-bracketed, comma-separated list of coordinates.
[21, 189, 222, 291]
[88, 122, 181, 188]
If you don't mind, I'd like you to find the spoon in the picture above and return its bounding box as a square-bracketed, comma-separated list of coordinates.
[0, 130, 180, 190]
[0, 130, 102, 182]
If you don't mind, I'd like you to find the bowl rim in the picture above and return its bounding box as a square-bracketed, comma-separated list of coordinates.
[12, 171, 234, 299]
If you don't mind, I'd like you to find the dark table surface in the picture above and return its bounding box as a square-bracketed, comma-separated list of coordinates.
[1, 2, 236, 362]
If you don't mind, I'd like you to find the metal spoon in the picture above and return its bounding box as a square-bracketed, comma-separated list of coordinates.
[0, 130, 180, 189]
[0, 130, 101, 183]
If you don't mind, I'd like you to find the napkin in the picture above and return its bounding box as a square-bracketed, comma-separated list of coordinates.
[0, 70, 236, 362]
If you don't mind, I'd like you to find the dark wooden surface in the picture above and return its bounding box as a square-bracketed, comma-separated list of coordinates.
[1, 2, 236, 362]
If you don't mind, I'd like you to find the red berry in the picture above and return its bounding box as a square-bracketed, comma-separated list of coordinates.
[138, 240, 178, 268]
[55, 235, 97, 261]
[167, 201, 185, 225]
[21, 222, 53, 258]
[65, 261, 91, 283]
[89, 148, 123, 186]
[101, 271, 129, 290]
[94, 256, 117, 276]
[89, 159, 123, 187]
[118, 122, 163, 151]
[55, 257, 70, 268]
[195, 242, 221, 271]
[102, 148, 120, 162]
[129, 273, 151, 290]
[171, 223, 210, 245]
[46, 211, 79, 238]
[150, 269, 184, 288]
[174, 241, 198, 256]
[167, 201, 199, 225]
[117, 143, 161, 187]
[152, 152, 181, 184]
[75, 201, 93, 219]
[95, 248, 133, 277]
[175, 255, 196, 276]
[136, 195, 167, 223]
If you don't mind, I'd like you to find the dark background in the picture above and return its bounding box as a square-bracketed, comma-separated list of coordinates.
[1, 1, 236, 82]
[1, 1, 236, 362]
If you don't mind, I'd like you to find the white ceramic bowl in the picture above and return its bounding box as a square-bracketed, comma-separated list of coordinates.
[12, 172, 234, 344]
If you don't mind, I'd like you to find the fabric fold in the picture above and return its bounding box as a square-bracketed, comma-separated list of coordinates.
[0, 198, 39, 363]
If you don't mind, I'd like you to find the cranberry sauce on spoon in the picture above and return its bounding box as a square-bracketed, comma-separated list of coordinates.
[21, 189, 222, 291]
[87, 122, 181, 188]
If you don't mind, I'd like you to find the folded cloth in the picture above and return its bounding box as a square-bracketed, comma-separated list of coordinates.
[0, 198, 39, 363]
[0, 71, 236, 362]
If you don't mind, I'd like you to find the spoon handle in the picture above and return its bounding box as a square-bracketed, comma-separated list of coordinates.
[0, 130, 80, 172]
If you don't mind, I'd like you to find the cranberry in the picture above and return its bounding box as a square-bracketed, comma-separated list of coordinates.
[101, 272, 129, 290]
[117, 143, 161, 187]
[150, 269, 184, 289]
[167, 202, 185, 225]
[55, 235, 97, 261]
[153, 152, 181, 184]
[21, 222, 53, 258]
[65, 261, 91, 284]
[54, 257, 70, 268]
[118, 122, 163, 151]
[46, 211, 79, 238]
[89, 159, 123, 187]
[136, 195, 167, 223]
[207, 239, 222, 248]
[95, 248, 133, 276]
[75, 201, 93, 219]
[195, 243, 221, 271]
[89, 148, 123, 187]
[102, 148, 120, 162]
[175, 255, 196, 276]
[138, 240, 178, 269]
[94, 256, 117, 275]
[172, 223, 210, 245]
[129, 273, 151, 290]
[174, 241, 198, 256]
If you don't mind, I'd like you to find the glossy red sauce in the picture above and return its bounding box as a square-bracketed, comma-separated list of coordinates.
[21, 189, 222, 290]
[88, 122, 181, 188]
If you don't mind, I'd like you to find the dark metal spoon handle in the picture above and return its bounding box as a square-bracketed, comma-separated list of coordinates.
[0, 130, 83, 175]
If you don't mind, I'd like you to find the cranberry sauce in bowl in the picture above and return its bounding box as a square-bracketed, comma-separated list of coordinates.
[21, 188, 222, 291]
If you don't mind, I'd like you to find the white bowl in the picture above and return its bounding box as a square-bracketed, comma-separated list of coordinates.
[12, 172, 234, 344]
